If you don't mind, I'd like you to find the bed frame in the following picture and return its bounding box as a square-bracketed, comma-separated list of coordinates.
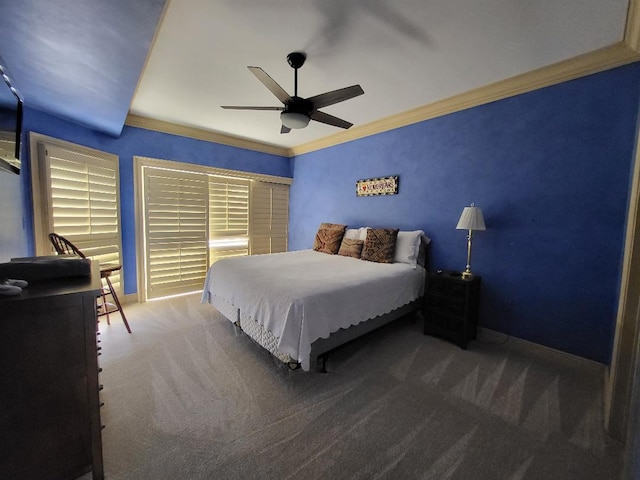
[234, 297, 423, 372]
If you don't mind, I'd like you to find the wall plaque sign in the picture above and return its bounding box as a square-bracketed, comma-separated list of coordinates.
[356, 175, 399, 197]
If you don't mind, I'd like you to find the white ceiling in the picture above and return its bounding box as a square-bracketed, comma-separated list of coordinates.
[129, 0, 629, 149]
[0, 1, 630, 148]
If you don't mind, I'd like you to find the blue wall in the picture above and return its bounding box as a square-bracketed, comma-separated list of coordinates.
[289, 63, 640, 364]
[20, 108, 291, 295]
[15, 62, 640, 364]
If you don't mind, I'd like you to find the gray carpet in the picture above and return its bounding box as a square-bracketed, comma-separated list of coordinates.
[90, 293, 622, 479]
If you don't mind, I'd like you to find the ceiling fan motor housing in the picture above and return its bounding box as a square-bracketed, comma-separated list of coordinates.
[287, 52, 306, 69]
[285, 96, 313, 114]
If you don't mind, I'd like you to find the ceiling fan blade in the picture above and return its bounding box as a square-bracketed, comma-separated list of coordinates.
[310, 111, 353, 129]
[280, 124, 291, 134]
[221, 106, 283, 111]
[308, 85, 364, 109]
[248, 66, 291, 104]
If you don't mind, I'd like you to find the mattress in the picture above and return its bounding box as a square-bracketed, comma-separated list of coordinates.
[202, 249, 425, 370]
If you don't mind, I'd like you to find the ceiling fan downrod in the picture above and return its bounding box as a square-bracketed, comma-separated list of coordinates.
[287, 52, 306, 97]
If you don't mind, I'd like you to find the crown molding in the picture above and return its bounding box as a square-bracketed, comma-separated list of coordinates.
[124, 114, 290, 157]
[290, 42, 640, 156]
[127, 40, 640, 159]
[626, 0, 640, 52]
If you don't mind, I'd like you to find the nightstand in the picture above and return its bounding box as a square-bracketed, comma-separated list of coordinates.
[423, 271, 481, 349]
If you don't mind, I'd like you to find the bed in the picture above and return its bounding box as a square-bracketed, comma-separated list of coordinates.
[201, 227, 429, 371]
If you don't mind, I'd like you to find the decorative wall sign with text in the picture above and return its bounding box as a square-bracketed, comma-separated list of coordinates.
[356, 175, 399, 197]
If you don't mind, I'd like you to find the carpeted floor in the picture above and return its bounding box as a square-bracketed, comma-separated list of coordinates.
[88, 293, 623, 479]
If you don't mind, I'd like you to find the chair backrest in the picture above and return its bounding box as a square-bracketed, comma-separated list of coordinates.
[48, 233, 87, 258]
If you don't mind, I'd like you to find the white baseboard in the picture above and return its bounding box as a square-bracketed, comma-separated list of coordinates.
[120, 292, 138, 305]
[478, 327, 606, 375]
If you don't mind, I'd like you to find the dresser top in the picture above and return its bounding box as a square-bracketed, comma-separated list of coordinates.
[0, 261, 101, 303]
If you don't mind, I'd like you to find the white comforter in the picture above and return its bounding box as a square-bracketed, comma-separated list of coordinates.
[201, 249, 425, 370]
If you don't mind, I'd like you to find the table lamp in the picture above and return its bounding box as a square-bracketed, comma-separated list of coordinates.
[456, 203, 486, 278]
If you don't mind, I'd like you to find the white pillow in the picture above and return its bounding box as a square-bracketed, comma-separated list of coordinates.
[394, 230, 425, 266]
[343, 228, 361, 240]
[344, 227, 369, 241]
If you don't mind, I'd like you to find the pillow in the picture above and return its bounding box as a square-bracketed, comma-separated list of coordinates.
[394, 230, 425, 266]
[361, 228, 399, 263]
[417, 234, 432, 268]
[313, 223, 347, 254]
[319, 222, 346, 229]
[343, 228, 361, 240]
[344, 227, 369, 241]
[338, 238, 364, 258]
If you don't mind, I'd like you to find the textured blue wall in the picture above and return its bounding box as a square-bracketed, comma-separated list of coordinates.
[289, 63, 640, 364]
[21, 108, 291, 294]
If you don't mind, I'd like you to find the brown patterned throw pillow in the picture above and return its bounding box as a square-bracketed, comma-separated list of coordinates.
[338, 238, 364, 258]
[361, 228, 399, 263]
[313, 223, 347, 254]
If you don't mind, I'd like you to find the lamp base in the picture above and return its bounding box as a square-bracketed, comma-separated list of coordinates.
[461, 270, 474, 279]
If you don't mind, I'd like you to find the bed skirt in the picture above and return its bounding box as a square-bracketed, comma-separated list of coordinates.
[235, 298, 423, 370]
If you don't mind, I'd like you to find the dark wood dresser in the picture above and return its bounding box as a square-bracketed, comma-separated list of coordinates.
[0, 262, 104, 480]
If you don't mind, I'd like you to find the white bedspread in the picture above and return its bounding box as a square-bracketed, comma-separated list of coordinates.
[201, 249, 425, 370]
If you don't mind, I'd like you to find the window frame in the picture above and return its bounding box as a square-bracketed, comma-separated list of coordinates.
[134, 156, 291, 302]
[29, 133, 123, 290]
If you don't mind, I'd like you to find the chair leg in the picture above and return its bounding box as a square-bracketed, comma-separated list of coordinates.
[103, 275, 132, 334]
[100, 286, 111, 325]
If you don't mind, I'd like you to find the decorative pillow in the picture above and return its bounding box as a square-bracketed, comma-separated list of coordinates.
[338, 238, 364, 258]
[319, 222, 346, 230]
[313, 223, 347, 254]
[394, 230, 425, 266]
[361, 228, 399, 263]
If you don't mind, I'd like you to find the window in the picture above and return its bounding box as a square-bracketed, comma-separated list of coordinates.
[30, 134, 123, 290]
[209, 177, 250, 262]
[251, 182, 289, 255]
[135, 156, 290, 301]
[143, 167, 208, 299]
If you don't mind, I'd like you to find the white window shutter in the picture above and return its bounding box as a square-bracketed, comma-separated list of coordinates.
[143, 167, 208, 299]
[251, 182, 289, 255]
[208, 177, 250, 263]
[43, 143, 122, 289]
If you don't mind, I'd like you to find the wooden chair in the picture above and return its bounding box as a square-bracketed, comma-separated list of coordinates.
[48, 233, 131, 333]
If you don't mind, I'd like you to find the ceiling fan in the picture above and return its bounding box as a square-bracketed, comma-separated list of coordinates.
[221, 52, 364, 134]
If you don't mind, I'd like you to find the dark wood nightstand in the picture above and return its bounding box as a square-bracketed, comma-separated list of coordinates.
[423, 271, 481, 349]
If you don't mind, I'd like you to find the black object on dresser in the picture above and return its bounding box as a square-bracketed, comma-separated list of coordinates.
[423, 270, 481, 349]
[0, 261, 104, 480]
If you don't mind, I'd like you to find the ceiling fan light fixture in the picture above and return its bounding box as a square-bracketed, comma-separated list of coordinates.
[280, 111, 310, 129]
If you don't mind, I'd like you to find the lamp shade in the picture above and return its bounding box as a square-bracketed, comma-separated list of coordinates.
[280, 111, 310, 129]
[456, 205, 486, 231]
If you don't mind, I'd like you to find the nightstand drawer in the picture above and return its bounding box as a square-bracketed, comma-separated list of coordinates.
[428, 277, 467, 299]
[425, 311, 464, 330]
[425, 295, 465, 316]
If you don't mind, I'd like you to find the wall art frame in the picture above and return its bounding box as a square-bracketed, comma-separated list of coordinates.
[356, 175, 399, 197]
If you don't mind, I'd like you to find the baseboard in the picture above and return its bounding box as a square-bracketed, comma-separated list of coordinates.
[120, 293, 138, 305]
[478, 327, 606, 375]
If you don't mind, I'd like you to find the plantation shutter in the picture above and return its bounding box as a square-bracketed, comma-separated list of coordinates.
[208, 177, 250, 263]
[251, 182, 289, 255]
[42, 143, 122, 288]
[143, 167, 208, 299]
[0, 132, 18, 171]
